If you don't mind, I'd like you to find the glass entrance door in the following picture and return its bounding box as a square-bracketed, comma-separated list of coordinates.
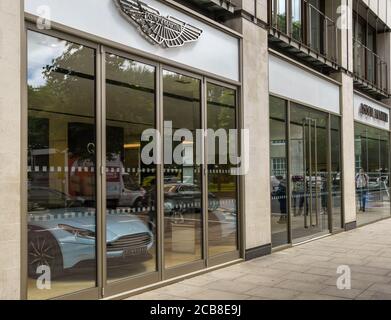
[290, 105, 330, 243]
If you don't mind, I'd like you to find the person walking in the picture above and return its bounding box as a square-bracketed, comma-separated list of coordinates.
[356, 168, 369, 212]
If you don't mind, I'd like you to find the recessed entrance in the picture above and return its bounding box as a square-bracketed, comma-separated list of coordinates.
[290, 106, 330, 243]
[270, 96, 343, 248]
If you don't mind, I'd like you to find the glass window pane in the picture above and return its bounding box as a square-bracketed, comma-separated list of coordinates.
[105, 53, 157, 282]
[355, 123, 390, 226]
[207, 83, 238, 256]
[27, 31, 96, 299]
[270, 96, 288, 247]
[331, 116, 343, 230]
[163, 70, 202, 268]
[272, 0, 287, 32]
[290, 104, 330, 242]
[292, 0, 302, 41]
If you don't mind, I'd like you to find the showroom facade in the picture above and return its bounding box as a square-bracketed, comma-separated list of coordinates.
[1, 0, 391, 300]
[23, 0, 242, 300]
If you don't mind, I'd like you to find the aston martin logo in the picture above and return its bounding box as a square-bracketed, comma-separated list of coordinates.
[114, 0, 203, 48]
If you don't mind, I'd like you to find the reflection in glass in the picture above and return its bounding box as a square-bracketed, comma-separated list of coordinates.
[308, 0, 323, 53]
[163, 70, 202, 268]
[291, 0, 302, 41]
[290, 104, 329, 242]
[27, 31, 96, 299]
[272, 0, 287, 32]
[270, 97, 289, 247]
[207, 84, 238, 256]
[331, 116, 343, 230]
[355, 123, 390, 226]
[105, 53, 157, 282]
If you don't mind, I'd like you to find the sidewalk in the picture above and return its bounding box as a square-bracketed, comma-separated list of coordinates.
[127, 219, 391, 300]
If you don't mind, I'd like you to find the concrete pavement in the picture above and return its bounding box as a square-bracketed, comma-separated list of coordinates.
[127, 218, 391, 300]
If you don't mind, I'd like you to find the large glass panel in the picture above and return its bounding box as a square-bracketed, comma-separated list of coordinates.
[367, 27, 376, 84]
[355, 123, 390, 226]
[308, 0, 323, 53]
[272, 0, 287, 33]
[105, 54, 157, 282]
[290, 104, 330, 242]
[353, 16, 366, 78]
[207, 84, 238, 257]
[291, 0, 302, 41]
[163, 70, 202, 268]
[27, 31, 96, 299]
[270, 97, 289, 247]
[331, 116, 343, 230]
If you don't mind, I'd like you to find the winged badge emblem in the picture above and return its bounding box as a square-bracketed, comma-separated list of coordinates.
[114, 0, 203, 48]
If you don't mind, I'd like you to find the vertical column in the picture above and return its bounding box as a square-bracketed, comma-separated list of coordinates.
[241, 17, 272, 259]
[331, 0, 357, 229]
[340, 73, 357, 228]
[0, 0, 23, 299]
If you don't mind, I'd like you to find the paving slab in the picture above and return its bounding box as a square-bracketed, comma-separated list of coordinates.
[127, 218, 391, 300]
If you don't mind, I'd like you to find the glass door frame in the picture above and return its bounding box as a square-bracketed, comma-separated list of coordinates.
[101, 46, 161, 298]
[22, 24, 242, 299]
[204, 77, 242, 269]
[100, 55, 242, 296]
[23, 22, 102, 300]
[271, 95, 344, 247]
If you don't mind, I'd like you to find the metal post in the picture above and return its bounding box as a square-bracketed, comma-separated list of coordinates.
[303, 120, 308, 229]
[307, 2, 312, 47]
[324, 18, 328, 57]
[308, 118, 313, 228]
[327, 114, 333, 232]
[314, 119, 319, 227]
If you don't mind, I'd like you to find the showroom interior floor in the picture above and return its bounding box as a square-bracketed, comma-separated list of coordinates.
[126, 218, 391, 300]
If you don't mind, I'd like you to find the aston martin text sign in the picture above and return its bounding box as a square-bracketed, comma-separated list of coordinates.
[359, 103, 389, 123]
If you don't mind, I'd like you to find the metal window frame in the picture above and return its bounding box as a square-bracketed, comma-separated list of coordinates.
[22, 17, 242, 300]
[269, 94, 344, 249]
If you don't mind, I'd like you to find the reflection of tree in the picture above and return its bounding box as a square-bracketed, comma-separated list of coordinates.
[207, 85, 235, 131]
[28, 40, 159, 162]
[106, 54, 155, 130]
[273, 14, 287, 32]
[29, 42, 97, 161]
[292, 21, 302, 41]
[207, 85, 236, 194]
[29, 43, 95, 117]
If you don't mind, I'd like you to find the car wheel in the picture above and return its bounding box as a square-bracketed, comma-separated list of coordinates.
[28, 230, 64, 279]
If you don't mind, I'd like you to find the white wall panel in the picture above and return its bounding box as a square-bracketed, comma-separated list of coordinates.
[269, 55, 340, 114]
[25, 0, 240, 81]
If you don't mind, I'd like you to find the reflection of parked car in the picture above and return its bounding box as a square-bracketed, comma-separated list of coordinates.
[368, 175, 389, 190]
[28, 187, 153, 278]
[163, 183, 218, 215]
[28, 187, 85, 211]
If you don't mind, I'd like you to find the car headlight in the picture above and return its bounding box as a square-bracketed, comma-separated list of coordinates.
[58, 224, 95, 239]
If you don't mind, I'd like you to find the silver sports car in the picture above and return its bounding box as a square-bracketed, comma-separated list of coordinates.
[28, 187, 154, 278]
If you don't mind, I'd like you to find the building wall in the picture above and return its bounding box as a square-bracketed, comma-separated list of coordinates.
[0, 0, 22, 300]
[340, 74, 357, 226]
[241, 18, 271, 253]
[362, 0, 391, 28]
